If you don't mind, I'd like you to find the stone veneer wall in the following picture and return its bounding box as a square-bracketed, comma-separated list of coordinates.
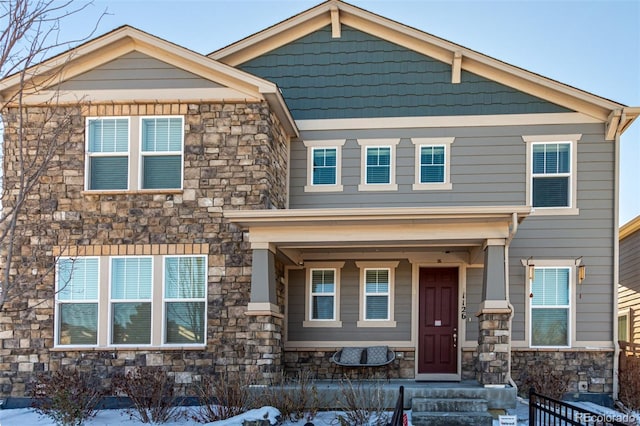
[511, 349, 614, 395]
[0, 101, 289, 396]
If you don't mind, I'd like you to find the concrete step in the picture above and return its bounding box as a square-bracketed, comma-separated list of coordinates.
[411, 411, 494, 426]
[411, 397, 488, 413]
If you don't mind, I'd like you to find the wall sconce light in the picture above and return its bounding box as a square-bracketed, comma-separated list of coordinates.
[578, 264, 586, 284]
[526, 256, 535, 281]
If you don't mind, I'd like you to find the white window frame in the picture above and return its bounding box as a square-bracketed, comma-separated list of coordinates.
[356, 261, 398, 328]
[618, 308, 631, 343]
[303, 261, 344, 328]
[412, 137, 454, 190]
[523, 134, 580, 215]
[303, 140, 345, 192]
[109, 256, 154, 347]
[85, 116, 184, 192]
[54, 257, 100, 348]
[85, 117, 131, 191]
[523, 260, 574, 348]
[162, 255, 208, 346]
[54, 254, 207, 349]
[358, 139, 399, 191]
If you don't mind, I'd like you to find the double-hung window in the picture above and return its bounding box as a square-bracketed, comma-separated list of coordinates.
[303, 262, 344, 328]
[356, 261, 398, 327]
[303, 140, 345, 192]
[523, 135, 580, 214]
[87, 118, 129, 190]
[55, 252, 207, 348]
[110, 257, 153, 345]
[86, 116, 184, 191]
[412, 137, 454, 190]
[56, 258, 99, 346]
[529, 266, 571, 347]
[358, 139, 399, 191]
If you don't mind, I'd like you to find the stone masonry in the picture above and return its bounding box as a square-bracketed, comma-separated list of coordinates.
[0, 101, 289, 396]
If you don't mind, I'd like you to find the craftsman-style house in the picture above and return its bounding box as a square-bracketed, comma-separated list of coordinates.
[1, 0, 638, 403]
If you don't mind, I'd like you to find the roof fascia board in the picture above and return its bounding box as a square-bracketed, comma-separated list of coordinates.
[620, 215, 640, 240]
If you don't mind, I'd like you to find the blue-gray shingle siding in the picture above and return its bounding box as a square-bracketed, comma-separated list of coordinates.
[239, 26, 571, 120]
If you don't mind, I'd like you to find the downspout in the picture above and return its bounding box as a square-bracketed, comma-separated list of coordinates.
[612, 117, 624, 400]
[505, 212, 519, 391]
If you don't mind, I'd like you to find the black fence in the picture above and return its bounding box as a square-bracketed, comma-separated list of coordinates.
[529, 389, 631, 425]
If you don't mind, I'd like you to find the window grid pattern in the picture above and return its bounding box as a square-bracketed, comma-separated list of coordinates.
[364, 268, 390, 320]
[312, 147, 337, 185]
[530, 267, 570, 347]
[532, 142, 571, 207]
[310, 269, 336, 321]
[365, 146, 391, 184]
[419, 145, 446, 183]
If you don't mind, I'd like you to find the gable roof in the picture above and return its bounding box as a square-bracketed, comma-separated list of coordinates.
[621, 215, 640, 240]
[0, 25, 298, 137]
[210, 0, 638, 139]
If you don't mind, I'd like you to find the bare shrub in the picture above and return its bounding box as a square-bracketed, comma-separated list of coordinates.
[618, 355, 640, 410]
[335, 378, 389, 426]
[192, 371, 256, 422]
[518, 365, 570, 400]
[254, 371, 318, 423]
[31, 369, 104, 426]
[112, 367, 183, 423]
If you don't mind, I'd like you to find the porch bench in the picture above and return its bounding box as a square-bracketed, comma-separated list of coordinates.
[330, 346, 395, 380]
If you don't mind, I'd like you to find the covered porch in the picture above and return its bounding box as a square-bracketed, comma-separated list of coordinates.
[225, 206, 530, 387]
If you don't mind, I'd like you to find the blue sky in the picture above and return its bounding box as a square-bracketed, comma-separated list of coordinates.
[64, 0, 640, 223]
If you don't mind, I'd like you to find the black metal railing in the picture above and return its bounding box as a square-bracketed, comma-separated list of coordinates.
[387, 385, 404, 426]
[529, 389, 630, 425]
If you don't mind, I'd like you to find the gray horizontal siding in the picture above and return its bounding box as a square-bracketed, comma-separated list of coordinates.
[60, 52, 221, 90]
[290, 123, 605, 210]
[239, 26, 569, 120]
[620, 230, 640, 343]
[465, 267, 483, 343]
[287, 260, 412, 342]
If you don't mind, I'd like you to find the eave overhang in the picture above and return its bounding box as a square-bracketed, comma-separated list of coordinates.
[620, 215, 640, 241]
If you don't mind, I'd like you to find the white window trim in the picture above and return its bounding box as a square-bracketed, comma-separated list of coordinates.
[54, 255, 207, 349]
[303, 261, 344, 328]
[357, 139, 399, 191]
[54, 257, 101, 348]
[618, 308, 631, 342]
[412, 137, 454, 190]
[162, 255, 208, 346]
[303, 139, 345, 192]
[108, 256, 154, 347]
[522, 259, 574, 348]
[356, 261, 398, 328]
[139, 116, 185, 191]
[523, 134, 581, 216]
[85, 116, 131, 191]
[85, 116, 184, 192]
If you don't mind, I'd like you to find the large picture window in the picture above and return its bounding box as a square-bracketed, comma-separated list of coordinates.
[530, 266, 571, 347]
[54, 253, 207, 348]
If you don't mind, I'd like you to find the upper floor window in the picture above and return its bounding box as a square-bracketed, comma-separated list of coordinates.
[86, 116, 184, 192]
[356, 261, 398, 328]
[523, 134, 580, 215]
[358, 139, 399, 191]
[303, 140, 345, 192]
[412, 137, 454, 190]
[303, 261, 344, 328]
[55, 254, 206, 348]
[528, 265, 571, 348]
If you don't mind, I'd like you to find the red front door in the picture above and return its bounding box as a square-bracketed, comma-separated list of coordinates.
[418, 267, 458, 375]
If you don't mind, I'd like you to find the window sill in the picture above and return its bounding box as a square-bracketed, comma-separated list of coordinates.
[357, 320, 396, 328]
[412, 183, 452, 191]
[51, 345, 206, 351]
[530, 207, 579, 216]
[303, 320, 342, 328]
[82, 189, 183, 196]
[358, 184, 398, 192]
[304, 184, 344, 193]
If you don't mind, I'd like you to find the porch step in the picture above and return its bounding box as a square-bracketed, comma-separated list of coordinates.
[411, 397, 493, 426]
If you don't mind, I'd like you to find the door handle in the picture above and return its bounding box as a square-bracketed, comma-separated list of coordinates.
[453, 332, 457, 348]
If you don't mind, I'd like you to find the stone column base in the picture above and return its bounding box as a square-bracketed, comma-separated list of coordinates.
[476, 307, 511, 386]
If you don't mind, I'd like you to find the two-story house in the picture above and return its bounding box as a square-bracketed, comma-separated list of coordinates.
[1, 0, 638, 403]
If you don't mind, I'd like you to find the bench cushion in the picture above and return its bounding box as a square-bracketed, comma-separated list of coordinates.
[339, 347, 364, 365]
[367, 346, 388, 365]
